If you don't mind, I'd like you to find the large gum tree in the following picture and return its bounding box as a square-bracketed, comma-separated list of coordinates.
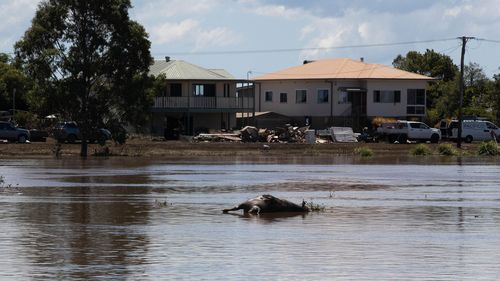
[15, 0, 153, 156]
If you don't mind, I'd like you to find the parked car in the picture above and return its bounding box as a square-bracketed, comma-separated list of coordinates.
[52, 121, 111, 144]
[441, 119, 500, 143]
[29, 130, 49, 142]
[377, 120, 441, 143]
[0, 121, 30, 143]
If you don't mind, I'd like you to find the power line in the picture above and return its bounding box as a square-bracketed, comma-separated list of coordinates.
[162, 38, 458, 56]
[476, 38, 500, 44]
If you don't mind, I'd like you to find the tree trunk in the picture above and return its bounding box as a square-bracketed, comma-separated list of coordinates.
[80, 139, 88, 157]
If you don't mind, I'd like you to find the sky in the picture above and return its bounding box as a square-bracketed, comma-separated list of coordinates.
[2, 0, 500, 79]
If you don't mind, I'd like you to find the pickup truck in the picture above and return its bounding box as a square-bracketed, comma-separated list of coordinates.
[377, 120, 441, 143]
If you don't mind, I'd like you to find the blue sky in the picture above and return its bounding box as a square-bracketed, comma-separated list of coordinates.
[2, 0, 500, 79]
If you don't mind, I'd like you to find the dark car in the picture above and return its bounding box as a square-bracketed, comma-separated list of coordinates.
[52, 121, 111, 144]
[0, 121, 30, 143]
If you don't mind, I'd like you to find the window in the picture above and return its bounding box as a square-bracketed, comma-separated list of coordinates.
[407, 89, 425, 115]
[409, 122, 429, 129]
[487, 122, 498, 130]
[170, 83, 182, 97]
[373, 90, 401, 103]
[296, 90, 307, 103]
[407, 89, 425, 105]
[223, 83, 230, 97]
[280, 93, 288, 103]
[194, 84, 204, 96]
[265, 91, 273, 102]
[407, 106, 425, 115]
[193, 84, 216, 97]
[338, 91, 352, 104]
[317, 89, 329, 103]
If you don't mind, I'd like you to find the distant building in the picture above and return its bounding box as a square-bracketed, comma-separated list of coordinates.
[253, 58, 434, 129]
[149, 58, 254, 136]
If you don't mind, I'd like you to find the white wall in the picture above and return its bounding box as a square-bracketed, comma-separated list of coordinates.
[366, 80, 428, 117]
[256, 79, 428, 118]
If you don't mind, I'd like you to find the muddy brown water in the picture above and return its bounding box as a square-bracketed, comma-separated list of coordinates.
[1, 157, 500, 280]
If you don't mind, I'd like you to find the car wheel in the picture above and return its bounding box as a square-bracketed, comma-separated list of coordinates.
[465, 135, 473, 143]
[430, 134, 439, 144]
[18, 135, 27, 143]
[397, 134, 408, 144]
[67, 134, 77, 143]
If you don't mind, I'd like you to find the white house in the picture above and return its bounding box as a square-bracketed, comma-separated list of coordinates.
[253, 58, 434, 129]
[149, 58, 254, 135]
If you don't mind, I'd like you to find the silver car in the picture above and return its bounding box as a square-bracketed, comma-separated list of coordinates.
[0, 121, 30, 143]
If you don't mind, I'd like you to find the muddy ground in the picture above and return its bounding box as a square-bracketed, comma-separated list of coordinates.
[0, 136, 489, 160]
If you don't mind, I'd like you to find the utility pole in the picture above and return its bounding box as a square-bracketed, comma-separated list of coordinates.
[457, 36, 475, 148]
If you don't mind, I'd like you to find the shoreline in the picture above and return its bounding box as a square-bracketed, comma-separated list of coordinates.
[1, 137, 498, 165]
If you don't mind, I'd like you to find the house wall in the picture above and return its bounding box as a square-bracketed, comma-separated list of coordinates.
[256, 79, 428, 118]
[366, 80, 428, 117]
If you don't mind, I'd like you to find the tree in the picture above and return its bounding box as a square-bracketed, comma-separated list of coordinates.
[393, 49, 458, 82]
[15, 0, 153, 156]
[393, 49, 460, 125]
[0, 53, 29, 112]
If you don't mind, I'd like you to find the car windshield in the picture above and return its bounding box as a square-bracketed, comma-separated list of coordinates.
[486, 122, 498, 129]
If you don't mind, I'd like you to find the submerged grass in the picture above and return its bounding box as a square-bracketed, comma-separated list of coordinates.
[478, 141, 500, 156]
[410, 144, 432, 156]
[354, 147, 374, 157]
[438, 143, 458, 156]
[305, 200, 326, 212]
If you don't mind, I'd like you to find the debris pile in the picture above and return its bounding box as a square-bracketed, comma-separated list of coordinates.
[193, 125, 358, 143]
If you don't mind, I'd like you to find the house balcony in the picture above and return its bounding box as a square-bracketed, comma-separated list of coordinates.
[152, 96, 254, 113]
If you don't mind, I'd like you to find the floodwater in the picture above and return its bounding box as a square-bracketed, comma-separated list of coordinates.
[1, 158, 500, 280]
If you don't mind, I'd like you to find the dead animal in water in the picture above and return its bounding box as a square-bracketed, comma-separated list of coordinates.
[222, 194, 309, 214]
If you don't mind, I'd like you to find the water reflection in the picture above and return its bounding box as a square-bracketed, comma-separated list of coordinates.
[1, 158, 500, 280]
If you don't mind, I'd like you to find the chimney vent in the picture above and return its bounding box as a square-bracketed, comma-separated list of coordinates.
[165, 56, 170, 62]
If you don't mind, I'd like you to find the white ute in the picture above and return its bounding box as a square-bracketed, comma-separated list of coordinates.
[377, 120, 441, 143]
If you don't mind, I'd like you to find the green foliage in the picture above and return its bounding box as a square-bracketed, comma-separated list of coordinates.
[13, 111, 39, 129]
[0, 53, 29, 111]
[393, 49, 458, 81]
[354, 146, 374, 157]
[411, 144, 432, 156]
[438, 143, 458, 156]
[478, 141, 500, 156]
[15, 0, 152, 156]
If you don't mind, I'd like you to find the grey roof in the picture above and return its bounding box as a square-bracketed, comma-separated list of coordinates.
[149, 60, 235, 80]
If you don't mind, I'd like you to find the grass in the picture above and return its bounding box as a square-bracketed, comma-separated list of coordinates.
[478, 141, 500, 156]
[354, 146, 374, 157]
[410, 144, 432, 156]
[438, 143, 458, 156]
[305, 200, 326, 212]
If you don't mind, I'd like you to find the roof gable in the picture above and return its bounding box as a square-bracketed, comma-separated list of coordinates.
[149, 60, 235, 80]
[254, 58, 434, 81]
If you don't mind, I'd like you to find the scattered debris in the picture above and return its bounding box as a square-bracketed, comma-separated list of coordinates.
[192, 124, 361, 144]
[153, 199, 170, 209]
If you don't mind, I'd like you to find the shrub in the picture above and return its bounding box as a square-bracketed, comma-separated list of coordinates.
[355, 147, 374, 157]
[478, 141, 500, 156]
[411, 144, 432, 156]
[438, 143, 458, 156]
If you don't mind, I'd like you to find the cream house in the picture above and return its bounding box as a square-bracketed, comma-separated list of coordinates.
[149, 58, 253, 135]
[253, 58, 434, 129]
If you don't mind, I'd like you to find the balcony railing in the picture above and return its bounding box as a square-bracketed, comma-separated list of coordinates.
[153, 96, 254, 110]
